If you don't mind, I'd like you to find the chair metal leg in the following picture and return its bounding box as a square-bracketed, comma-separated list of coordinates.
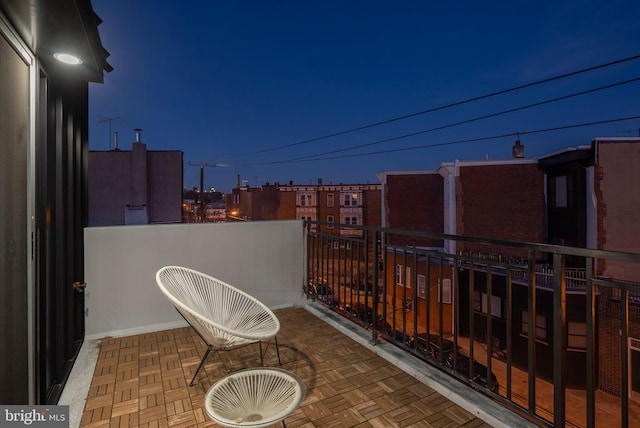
[258, 336, 282, 366]
[190, 345, 213, 386]
[259, 341, 264, 366]
[275, 336, 281, 365]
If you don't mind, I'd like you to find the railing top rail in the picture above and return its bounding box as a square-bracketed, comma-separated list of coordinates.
[304, 220, 640, 263]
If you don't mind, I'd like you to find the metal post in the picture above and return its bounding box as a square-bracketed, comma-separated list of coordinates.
[527, 249, 537, 416]
[552, 253, 566, 427]
[585, 258, 595, 428]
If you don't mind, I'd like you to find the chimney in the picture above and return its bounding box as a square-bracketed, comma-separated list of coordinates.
[134, 128, 143, 143]
[236, 174, 241, 188]
[512, 139, 524, 158]
[318, 178, 322, 185]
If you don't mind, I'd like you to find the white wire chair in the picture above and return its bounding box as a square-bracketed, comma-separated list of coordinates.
[205, 368, 305, 428]
[156, 266, 281, 386]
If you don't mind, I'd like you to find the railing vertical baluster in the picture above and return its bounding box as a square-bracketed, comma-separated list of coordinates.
[453, 257, 459, 358]
[363, 229, 374, 342]
[370, 230, 378, 321]
[308, 222, 311, 282]
[585, 257, 595, 428]
[438, 256, 445, 350]
[621, 285, 629, 428]
[331, 236, 336, 300]
[468, 261, 475, 372]
[381, 231, 388, 336]
[552, 252, 566, 428]
[406, 248, 417, 339]
[506, 266, 513, 401]
[426, 253, 432, 343]
[527, 249, 537, 417]
[486, 264, 493, 392]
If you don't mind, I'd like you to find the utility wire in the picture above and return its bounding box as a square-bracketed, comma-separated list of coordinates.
[239, 76, 640, 165]
[236, 114, 640, 166]
[222, 53, 640, 160]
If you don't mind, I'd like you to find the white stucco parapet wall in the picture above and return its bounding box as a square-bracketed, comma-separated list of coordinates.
[84, 220, 307, 339]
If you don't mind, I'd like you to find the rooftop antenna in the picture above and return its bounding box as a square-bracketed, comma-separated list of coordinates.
[98, 117, 120, 150]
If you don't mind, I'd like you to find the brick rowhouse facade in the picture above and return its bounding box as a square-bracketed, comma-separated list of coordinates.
[276, 183, 382, 234]
[592, 138, 640, 398]
[455, 160, 546, 258]
[379, 171, 444, 248]
[227, 180, 382, 232]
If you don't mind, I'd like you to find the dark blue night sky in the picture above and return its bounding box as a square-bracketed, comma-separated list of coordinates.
[89, 1, 640, 192]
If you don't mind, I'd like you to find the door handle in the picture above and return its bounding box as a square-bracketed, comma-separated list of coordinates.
[73, 281, 87, 292]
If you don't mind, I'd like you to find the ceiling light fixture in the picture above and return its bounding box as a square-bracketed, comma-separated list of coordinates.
[53, 53, 82, 65]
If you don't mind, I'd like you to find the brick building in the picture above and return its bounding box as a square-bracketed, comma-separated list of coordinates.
[593, 138, 640, 282]
[439, 157, 546, 258]
[226, 180, 382, 232]
[226, 182, 279, 221]
[276, 181, 382, 234]
[378, 171, 444, 248]
[590, 138, 640, 398]
[88, 135, 183, 226]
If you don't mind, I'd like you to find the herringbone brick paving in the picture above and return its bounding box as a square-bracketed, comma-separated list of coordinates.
[81, 307, 492, 427]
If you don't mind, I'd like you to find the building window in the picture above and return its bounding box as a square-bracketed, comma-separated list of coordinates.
[333, 240, 351, 250]
[233, 194, 240, 204]
[396, 265, 404, 286]
[474, 291, 502, 318]
[568, 322, 587, 350]
[396, 265, 411, 287]
[438, 279, 452, 304]
[327, 193, 334, 207]
[556, 176, 567, 207]
[551, 175, 574, 208]
[522, 310, 547, 342]
[327, 215, 334, 229]
[417, 274, 426, 299]
[342, 192, 359, 207]
[299, 192, 314, 207]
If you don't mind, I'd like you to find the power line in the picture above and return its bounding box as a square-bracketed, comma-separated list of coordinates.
[239, 76, 640, 165]
[235, 114, 640, 166]
[221, 53, 640, 160]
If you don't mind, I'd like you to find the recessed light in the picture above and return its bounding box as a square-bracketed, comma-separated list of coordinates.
[53, 53, 82, 65]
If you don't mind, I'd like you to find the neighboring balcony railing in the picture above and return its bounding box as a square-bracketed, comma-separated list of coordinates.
[304, 220, 640, 428]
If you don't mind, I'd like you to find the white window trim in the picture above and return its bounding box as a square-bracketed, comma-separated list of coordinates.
[327, 215, 334, 229]
[438, 279, 452, 304]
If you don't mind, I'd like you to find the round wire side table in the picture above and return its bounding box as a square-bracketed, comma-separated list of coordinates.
[204, 368, 306, 428]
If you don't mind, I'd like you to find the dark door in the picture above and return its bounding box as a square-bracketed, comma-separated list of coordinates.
[0, 26, 31, 405]
[36, 77, 88, 404]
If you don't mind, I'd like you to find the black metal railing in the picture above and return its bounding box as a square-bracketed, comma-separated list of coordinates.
[304, 220, 640, 428]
